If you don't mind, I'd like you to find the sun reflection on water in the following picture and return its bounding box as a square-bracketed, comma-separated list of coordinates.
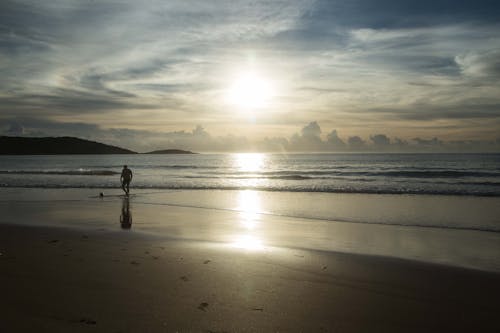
[234, 153, 265, 172]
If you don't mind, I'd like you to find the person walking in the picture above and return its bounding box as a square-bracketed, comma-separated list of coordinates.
[120, 165, 133, 195]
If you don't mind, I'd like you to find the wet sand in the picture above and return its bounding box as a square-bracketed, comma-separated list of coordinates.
[1, 223, 500, 332]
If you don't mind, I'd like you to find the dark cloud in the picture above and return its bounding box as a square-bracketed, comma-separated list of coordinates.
[370, 134, 391, 146]
[352, 53, 461, 76]
[347, 136, 366, 149]
[0, 91, 154, 116]
[412, 137, 443, 146]
[306, 0, 500, 29]
[366, 102, 500, 121]
[393, 137, 409, 146]
[4, 121, 24, 136]
[77, 73, 136, 98]
[289, 121, 325, 151]
[326, 129, 346, 147]
[257, 137, 290, 152]
[0, 117, 101, 140]
[301, 121, 321, 138]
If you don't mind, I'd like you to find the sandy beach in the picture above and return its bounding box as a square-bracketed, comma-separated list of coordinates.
[1, 189, 500, 332]
[2, 224, 500, 332]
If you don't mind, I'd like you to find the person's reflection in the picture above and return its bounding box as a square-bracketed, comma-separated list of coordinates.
[120, 196, 132, 229]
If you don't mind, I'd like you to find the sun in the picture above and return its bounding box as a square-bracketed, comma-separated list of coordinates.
[225, 71, 274, 110]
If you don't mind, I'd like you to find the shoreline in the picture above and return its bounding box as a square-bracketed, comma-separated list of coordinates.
[1, 187, 499, 228]
[1, 188, 500, 273]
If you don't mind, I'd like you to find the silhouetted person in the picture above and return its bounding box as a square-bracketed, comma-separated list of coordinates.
[120, 196, 132, 229]
[120, 165, 133, 195]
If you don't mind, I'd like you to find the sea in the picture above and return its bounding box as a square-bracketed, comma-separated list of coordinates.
[1, 153, 500, 271]
[1, 153, 499, 196]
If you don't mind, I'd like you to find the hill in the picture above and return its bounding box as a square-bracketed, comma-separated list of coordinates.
[145, 149, 196, 154]
[0, 136, 137, 155]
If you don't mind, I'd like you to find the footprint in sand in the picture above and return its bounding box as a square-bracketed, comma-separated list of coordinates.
[204, 260, 211, 264]
[197, 302, 209, 311]
[180, 276, 189, 282]
[78, 318, 97, 325]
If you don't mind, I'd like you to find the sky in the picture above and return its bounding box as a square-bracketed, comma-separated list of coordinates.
[1, 0, 500, 152]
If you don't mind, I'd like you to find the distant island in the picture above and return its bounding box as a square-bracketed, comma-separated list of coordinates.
[145, 149, 196, 154]
[0, 136, 137, 155]
[0, 136, 197, 155]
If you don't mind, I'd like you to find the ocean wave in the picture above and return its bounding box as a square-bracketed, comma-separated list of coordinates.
[365, 170, 500, 178]
[0, 170, 120, 176]
[193, 169, 500, 178]
[158, 165, 222, 170]
[1, 183, 499, 196]
[183, 174, 312, 180]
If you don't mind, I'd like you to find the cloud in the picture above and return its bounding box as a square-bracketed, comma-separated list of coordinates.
[393, 137, 409, 147]
[4, 121, 24, 136]
[0, 1, 312, 117]
[2, 118, 499, 152]
[364, 102, 500, 121]
[370, 134, 391, 146]
[347, 136, 366, 149]
[0, 0, 500, 145]
[307, 0, 500, 29]
[288, 121, 326, 151]
[412, 137, 443, 146]
[326, 129, 346, 148]
[257, 137, 290, 152]
[455, 49, 500, 79]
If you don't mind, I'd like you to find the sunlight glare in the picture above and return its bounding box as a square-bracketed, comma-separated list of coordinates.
[231, 235, 264, 250]
[234, 153, 264, 172]
[237, 190, 261, 229]
[226, 71, 274, 110]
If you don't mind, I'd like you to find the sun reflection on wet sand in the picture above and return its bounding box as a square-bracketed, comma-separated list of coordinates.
[237, 190, 261, 229]
[233, 190, 264, 250]
[230, 235, 264, 250]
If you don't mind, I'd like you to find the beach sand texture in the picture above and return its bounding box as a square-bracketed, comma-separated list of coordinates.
[1, 190, 499, 332]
